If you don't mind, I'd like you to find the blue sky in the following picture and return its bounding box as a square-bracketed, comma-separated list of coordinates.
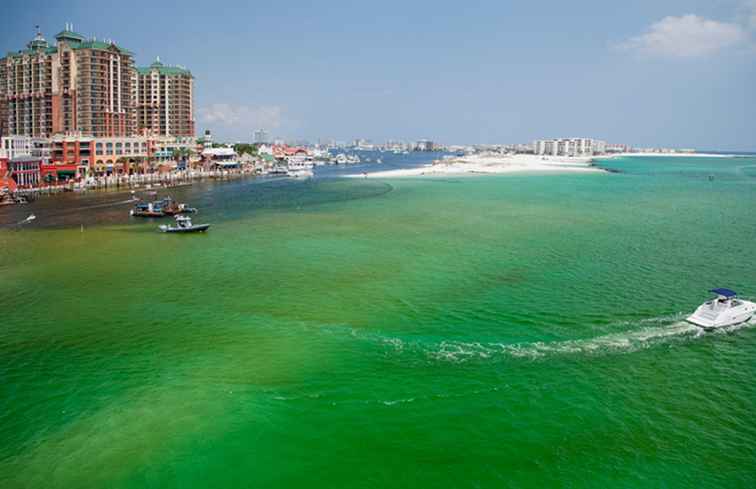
[2, 0, 755, 149]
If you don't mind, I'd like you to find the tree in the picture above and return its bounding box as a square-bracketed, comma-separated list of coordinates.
[233, 143, 257, 156]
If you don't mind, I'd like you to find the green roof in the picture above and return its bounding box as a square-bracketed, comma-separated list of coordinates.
[70, 40, 134, 55]
[5, 47, 54, 59]
[136, 60, 192, 77]
[55, 30, 86, 42]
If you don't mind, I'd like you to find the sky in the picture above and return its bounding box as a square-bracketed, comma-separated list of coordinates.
[2, 0, 755, 150]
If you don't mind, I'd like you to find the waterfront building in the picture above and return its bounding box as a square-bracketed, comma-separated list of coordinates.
[1, 135, 51, 161]
[605, 143, 631, 153]
[415, 140, 435, 151]
[0, 157, 16, 191]
[533, 138, 606, 157]
[202, 146, 239, 169]
[136, 58, 194, 137]
[7, 156, 43, 187]
[0, 25, 136, 138]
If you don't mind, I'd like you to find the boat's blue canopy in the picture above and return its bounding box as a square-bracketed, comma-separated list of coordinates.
[710, 288, 737, 298]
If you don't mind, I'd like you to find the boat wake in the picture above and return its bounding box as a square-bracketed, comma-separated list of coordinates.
[350, 314, 756, 364]
[426, 321, 704, 362]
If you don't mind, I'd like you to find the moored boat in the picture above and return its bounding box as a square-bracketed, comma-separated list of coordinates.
[130, 201, 165, 217]
[686, 288, 756, 330]
[159, 197, 197, 215]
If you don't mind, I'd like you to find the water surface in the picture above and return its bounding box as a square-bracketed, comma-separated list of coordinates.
[2, 155, 755, 488]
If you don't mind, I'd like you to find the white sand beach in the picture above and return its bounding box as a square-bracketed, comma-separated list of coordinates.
[346, 154, 604, 178]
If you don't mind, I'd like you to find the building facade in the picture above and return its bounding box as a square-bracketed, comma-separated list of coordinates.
[1, 135, 51, 160]
[7, 156, 42, 187]
[0, 26, 136, 139]
[136, 59, 194, 137]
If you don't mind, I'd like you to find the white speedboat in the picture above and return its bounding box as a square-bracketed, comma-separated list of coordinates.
[159, 215, 210, 233]
[287, 169, 313, 178]
[686, 288, 756, 330]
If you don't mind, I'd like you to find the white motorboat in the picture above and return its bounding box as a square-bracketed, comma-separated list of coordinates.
[287, 169, 313, 178]
[686, 288, 756, 330]
[159, 215, 210, 233]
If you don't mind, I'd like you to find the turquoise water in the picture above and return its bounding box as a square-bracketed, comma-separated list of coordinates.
[1, 155, 756, 487]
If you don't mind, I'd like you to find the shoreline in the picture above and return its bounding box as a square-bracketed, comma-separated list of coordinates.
[345, 151, 744, 179]
[8, 168, 261, 201]
[596, 152, 740, 159]
[345, 154, 605, 179]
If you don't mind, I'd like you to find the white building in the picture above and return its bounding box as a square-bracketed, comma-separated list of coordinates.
[1, 136, 51, 161]
[202, 146, 239, 168]
[533, 138, 606, 157]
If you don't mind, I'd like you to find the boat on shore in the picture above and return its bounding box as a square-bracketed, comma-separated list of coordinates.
[159, 215, 210, 233]
[686, 288, 756, 330]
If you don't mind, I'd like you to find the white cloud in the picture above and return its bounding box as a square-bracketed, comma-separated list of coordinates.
[198, 103, 284, 130]
[619, 14, 749, 58]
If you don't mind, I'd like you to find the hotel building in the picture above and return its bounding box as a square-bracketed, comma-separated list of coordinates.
[136, 59, 194, 137]
[0, 27, 197, 182]
[0, 26, 136, 138]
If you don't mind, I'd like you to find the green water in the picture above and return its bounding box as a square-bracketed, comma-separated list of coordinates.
[2, 156, 756, 488]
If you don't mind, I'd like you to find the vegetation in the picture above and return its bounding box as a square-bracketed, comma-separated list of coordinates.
[172, 147, 192, 161]
[233, 143, 258, 156]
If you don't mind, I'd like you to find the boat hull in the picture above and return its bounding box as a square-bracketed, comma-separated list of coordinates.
[686, 300, 756, 330]
[159, 224, 210, 233]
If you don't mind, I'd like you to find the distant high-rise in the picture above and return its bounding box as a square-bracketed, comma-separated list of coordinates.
[136, 58, 195, 137]
[253, 129, 269, 144]
[415, 140, 434, 151]
[533, 138, 606, 157]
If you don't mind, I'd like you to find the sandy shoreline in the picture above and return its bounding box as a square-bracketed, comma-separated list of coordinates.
[345, 151, 744, 179]
[599, 152, 738, 159]
[345, 154, 604, 179]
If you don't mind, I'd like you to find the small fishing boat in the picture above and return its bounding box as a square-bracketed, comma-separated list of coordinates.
[686, 288, 756, 330]
[130, 201, 165, 217]
[159, 197, 197, 215]
[159, 215, 210, 233]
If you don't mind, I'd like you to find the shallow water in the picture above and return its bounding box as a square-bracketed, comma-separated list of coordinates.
[2, 155, 756, 488]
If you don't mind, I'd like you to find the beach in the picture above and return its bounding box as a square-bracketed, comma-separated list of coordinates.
[346, 153, 604, 178]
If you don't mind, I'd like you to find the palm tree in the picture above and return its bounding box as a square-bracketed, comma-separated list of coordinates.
[172, 147, 193, 168]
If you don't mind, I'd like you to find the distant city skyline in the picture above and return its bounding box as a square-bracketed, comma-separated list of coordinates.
[2, 0, 755, 150]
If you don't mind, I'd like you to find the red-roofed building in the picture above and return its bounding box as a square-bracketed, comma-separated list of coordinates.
[0, 157, 18, 192]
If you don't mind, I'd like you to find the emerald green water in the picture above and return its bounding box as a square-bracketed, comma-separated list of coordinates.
[2, 156, 756, 488]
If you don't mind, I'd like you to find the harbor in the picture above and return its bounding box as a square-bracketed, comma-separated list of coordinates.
[2, 2, 756, 487]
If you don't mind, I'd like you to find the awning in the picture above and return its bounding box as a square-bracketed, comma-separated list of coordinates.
[710, 288, 737, 298]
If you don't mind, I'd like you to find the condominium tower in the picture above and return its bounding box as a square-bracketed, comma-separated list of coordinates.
[136, 58, 194, 137]
[0, 26, 136, 138]
[1, 26, 195, 140]
[533, 138, 607, 157]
